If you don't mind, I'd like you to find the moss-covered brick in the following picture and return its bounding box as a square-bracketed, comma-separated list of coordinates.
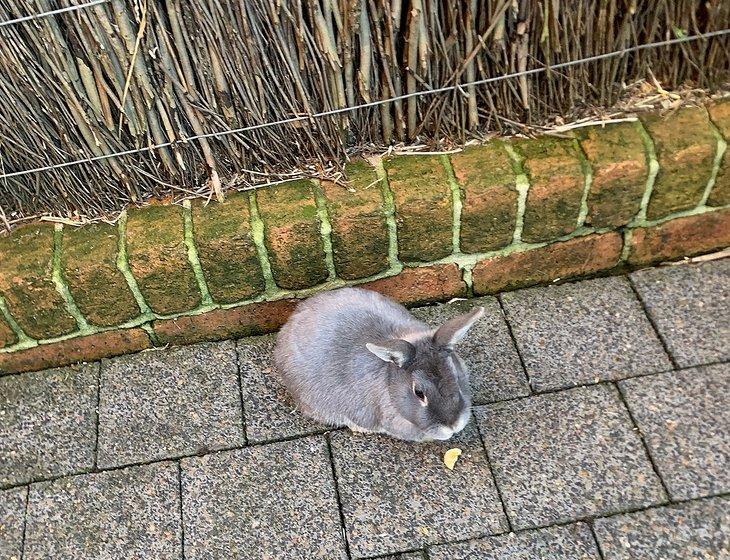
[707, 100, 730, 207]
[641, 107, 716, 220]
[578, 122, 648, 227]
[451, 144, 518, 253]
[126, 204, 201, 315]
[628, 209, 730, 267]
[516, 137, 584, 242]
[192, 193, 265, 304]
[61, 223, 140, 327]
[0, 224, 77, 339]
[472, 232, 623, 295]
[256, 180, 328, 290]
[384, 155, 453, 261]
[0, 314, 17, 349]
[320, 161, 389, 280]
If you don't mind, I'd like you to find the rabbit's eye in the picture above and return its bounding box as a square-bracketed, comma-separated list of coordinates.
[413, 387, 428, 406]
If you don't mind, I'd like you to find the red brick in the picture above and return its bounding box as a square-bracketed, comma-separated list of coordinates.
[517, 137, 584, 242]
[451, 144, 518, 252]
[578, 122, 648, 227]
[628, 209, 730, 267]
[0, 224, 77, 339]
[472, 233, 623, 294]
[707, 100, 730, 207]
[152, 299, 297, 346]
[0, 315, 17, 349]
[256, 180, 328, 290]
[62, 222, 140, 327]
[320, 161, 389, 279]
[126, 204, 201, 314]
[641, 107, 716, 219]
[192, 193, 265, 304]
[384, 155, 453, 261]
[360, 264, 467, 306]
[0, 328, 151, 375]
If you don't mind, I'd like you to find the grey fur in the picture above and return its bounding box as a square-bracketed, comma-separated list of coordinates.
[274, 287, 484, 442]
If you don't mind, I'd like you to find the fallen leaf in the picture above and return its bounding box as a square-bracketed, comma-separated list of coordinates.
[443, 448, 462, 470]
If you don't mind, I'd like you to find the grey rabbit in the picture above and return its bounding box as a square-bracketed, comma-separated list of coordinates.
[274, 286, 484, 442]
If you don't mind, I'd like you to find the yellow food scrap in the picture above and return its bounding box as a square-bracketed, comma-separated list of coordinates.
[443, 448, 462, 470]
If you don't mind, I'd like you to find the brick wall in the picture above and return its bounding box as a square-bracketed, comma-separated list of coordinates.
[1, 102, 729, 374]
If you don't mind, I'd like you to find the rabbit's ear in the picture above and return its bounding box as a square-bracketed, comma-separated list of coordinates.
[433, 306, 485, 349]
[366, 339, 416, 367]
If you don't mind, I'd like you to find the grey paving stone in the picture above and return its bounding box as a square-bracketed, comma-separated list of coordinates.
[330, 423, 508, 558]
[619, 363, 730, 500]
[377, 553, 425, 560]
[181, 436, 346, 560]
[24, 462, 181, 560]
[97, 341, 243, 468]
[630, 260, 730, 367]
[500, 276, 671, 391]
[475, 384, 666, 530]
[594, 496, 730, 559]
[411, 297, 530, 403]
[0, 487, 26, 560]
[428, 522, 601, 560]
[0, 365, 98, 486]
[237, 335, 327, 443]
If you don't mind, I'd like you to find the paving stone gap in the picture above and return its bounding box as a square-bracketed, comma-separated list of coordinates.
[475, 384, 667, 529]
[96, 341, 244, 468]
[618, 363, 729, 501]
[630, 259, 729, 368]
[181, 437, 347, 559]
[428, 522, 602, 560]
[24, 462, 182, 560]
[499, 275, 672, 392]
[593, 495, 730, 559]
[0, 364, 98, 487]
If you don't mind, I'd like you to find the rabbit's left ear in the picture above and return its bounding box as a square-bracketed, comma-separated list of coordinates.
[366, 339, 416, 367]
[433, 306, 485, 349]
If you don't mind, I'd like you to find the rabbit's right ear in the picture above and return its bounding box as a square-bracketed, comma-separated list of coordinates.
[366, 340, 416, 367]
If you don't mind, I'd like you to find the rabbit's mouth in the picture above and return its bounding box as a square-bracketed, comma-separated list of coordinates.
[429, 409, 471, 440]
[431, 427, 455, 440]
[453, 409, 471, 433]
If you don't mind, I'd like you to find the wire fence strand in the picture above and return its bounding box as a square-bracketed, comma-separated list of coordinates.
[1, 28, 727, 181]
[0, 0, 109, 28]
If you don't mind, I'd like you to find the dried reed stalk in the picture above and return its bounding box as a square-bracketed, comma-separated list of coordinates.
[0, 0, 728, 220]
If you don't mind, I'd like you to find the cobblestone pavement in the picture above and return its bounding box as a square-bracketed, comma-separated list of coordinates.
[1, 260, 728, 559]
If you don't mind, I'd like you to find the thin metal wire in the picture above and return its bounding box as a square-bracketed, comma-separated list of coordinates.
[0, 0, 109, 28]
[1, 28, 728, 180]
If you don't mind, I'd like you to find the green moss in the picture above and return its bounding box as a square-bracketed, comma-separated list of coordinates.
[192, 194, 265, 304]
[126, 205, 202, 315]
[384, 155, 453, 261]
[642, 108, 716, 220]
[62, 222, 140, 326]
[517, 137, 584, 243]
[257, 183, 329, 290]
[0, 225, 77, 339]
[330, 220, 390, 279]
[0, 313, 17, 348]
[452, 144, 518, 253]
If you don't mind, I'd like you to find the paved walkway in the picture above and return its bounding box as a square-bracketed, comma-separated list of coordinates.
[1, 260, 728, 559]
